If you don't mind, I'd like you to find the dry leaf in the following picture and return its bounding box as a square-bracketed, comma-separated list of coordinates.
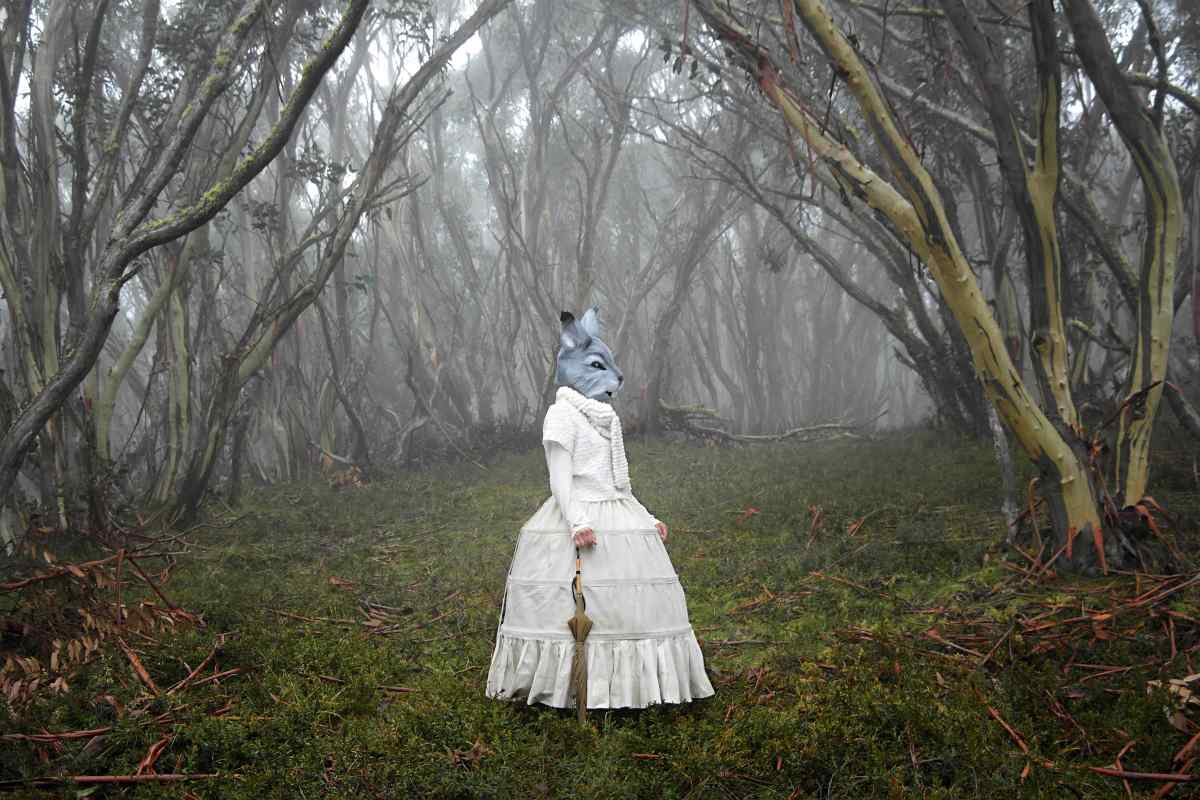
[1148, 674, 1200, 731]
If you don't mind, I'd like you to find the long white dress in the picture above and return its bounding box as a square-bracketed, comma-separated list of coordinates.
[485, 388, 715, 709]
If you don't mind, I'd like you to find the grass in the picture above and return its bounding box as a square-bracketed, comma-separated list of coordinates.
[2, 430, 1199, 798]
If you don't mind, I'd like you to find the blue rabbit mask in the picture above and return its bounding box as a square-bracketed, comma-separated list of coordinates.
[556, 306, 624, 402]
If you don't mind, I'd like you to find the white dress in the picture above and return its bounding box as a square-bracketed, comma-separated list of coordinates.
[485, 390, 715, 709]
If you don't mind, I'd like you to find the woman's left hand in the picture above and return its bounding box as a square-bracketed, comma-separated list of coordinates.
[655, 521, 668, 543]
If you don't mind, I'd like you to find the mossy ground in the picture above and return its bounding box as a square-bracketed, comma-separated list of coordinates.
[3, 431, 1199, 798]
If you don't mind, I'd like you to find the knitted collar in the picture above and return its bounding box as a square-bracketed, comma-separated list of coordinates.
[556, 386, 615, 432]
[556, 386, 630, 490]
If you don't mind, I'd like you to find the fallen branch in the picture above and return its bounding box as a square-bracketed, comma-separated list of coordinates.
[690, 421, 869, 445]
[1, 727, 113, 744]
[974, 624, 1015, 671]
[810, 570, 904, 606]
[0, 773, 226, 789]
[166, 646, 218, 696]
[117, 637, 160, 695]
[983, 704, 1055, 769]
[0, 554, 123, 591]
[659, 401, 883, 444]
[1087, 766, 1196, 783]
[136, 735, 173, 777]
[269, 608, 359, 626]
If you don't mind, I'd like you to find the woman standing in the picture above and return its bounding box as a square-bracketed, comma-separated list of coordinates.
[486, 307, 714, 710]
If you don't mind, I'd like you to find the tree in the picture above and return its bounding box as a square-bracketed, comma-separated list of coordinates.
[0, 0, 372, 513]
[690, 0, 1189, 571]
[171, 0, 516, 521]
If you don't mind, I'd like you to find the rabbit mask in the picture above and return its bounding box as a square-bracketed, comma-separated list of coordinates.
[556, 307, 624, 402]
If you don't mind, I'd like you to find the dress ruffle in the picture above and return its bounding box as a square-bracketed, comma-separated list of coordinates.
[486, 630, 713, 709]
[486, 495, 715, 710]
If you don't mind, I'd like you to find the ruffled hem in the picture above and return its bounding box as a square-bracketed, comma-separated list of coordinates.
[485, 630, 715, 709]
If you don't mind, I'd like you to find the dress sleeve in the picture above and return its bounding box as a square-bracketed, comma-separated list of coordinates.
[542, 403, 576, 454]
[545, 442, 592, 535]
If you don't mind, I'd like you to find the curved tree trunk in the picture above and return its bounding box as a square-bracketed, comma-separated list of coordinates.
[694, 0, 1181, 571]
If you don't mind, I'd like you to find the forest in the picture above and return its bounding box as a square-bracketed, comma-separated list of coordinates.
[1, 0, 1198, 796]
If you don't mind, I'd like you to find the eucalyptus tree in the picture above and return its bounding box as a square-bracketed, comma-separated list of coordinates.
[0, 0, 519, 532]
[688, 0, 1195, 570]
[170, 0, 514, 520]
[0, 0, 375, 525]
[641, 95, 994, 434]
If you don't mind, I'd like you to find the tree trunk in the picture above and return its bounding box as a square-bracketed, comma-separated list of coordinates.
[693, 0, 1147, 570]
[0, 0, 372, 508]
[642, 182, 733, 433]
[168, 0, 514, 523]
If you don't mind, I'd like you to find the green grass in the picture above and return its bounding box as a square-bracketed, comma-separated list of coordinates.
[3, 431, 1199, 798]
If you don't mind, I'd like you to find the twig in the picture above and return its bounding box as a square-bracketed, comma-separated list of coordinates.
[1173, 730, 1200, 764]
[308, 674, 417, 693]
[189, 667, 243, 688]
[975, 624, 1015, 671]
[1087, 766, 1196, 783]
[269, 609, 359, 626]
[0, 553, 123, 591]
[925, 628, 985, 659]
[1130, 574, 1200, 609]
[124, 554, 182, 613]
[1156, 758, 1196, 798]
[1, 727, 113, 744]
[1098, 380, 1165, 431]
[115, 548, 125, 627]
[810, 570, 902, 605]
[0, 773, 226, 789]
[166, 647, 218, 696]
[985, 704, 1029, 754]
[117, 637, 160, 695]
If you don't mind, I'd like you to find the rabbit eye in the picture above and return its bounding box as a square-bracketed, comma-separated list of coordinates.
[590, 361, 606, 370]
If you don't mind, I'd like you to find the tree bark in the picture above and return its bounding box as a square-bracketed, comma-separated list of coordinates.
[0, 0, 372, 508]
[693, 0, 1110, 568]
[1061, 0, 1183, 506]
[169, 0, 514, 522]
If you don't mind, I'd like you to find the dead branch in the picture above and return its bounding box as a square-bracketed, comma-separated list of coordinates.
[1087, 766, 1196, 783]
[0, 773, 225, 789]
[659, 400, 883, 444]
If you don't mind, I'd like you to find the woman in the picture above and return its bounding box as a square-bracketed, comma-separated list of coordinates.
[486, 307, 714, 710]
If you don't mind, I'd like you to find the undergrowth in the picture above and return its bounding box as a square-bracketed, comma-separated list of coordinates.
[2, 429, 1199, 798]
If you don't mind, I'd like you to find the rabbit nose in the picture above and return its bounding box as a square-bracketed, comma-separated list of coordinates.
[618, 374, 624, 385]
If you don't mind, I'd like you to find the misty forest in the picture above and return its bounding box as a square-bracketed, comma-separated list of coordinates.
[1, 0, 1199, 796]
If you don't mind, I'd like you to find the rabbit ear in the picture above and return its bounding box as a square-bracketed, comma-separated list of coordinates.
[578, 305, 603, 339]
[559, 310, 590, 350]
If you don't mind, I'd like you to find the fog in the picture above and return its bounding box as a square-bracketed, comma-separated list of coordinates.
[0, 0, 1196, 537]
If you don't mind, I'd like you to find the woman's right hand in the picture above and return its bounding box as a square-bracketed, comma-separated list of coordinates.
[573, 527, 596, 548]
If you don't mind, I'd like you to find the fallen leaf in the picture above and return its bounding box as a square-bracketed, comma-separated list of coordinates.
[735, 506, 760, 525]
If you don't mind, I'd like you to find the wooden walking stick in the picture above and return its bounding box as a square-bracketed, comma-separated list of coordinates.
[566, 546, 592, 723]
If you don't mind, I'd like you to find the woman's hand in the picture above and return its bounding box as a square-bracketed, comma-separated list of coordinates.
[655, 521, 668, 543]
[573, 527, 596, 548]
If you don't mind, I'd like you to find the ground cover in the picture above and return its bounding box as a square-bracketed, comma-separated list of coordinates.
[2, 431, 1199, 798]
